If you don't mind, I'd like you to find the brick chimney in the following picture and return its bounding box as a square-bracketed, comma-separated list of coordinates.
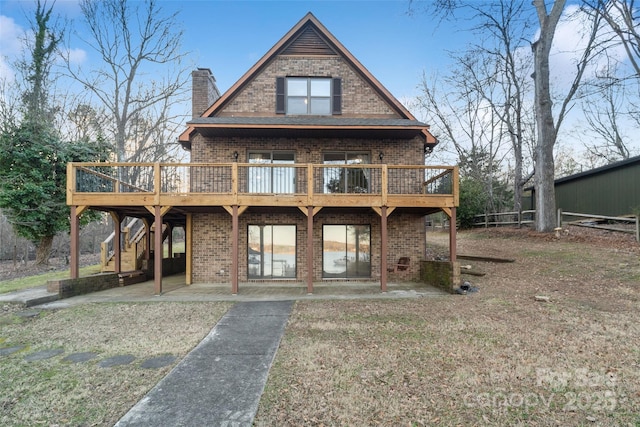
[191, 68, 221, 119]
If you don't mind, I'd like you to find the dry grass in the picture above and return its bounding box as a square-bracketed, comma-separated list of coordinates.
[1, 228, 639, 426]
[255, 228, 640, 426]
[0, 302, 231, 426]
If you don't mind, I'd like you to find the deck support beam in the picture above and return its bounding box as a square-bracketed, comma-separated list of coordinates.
[449, 207, 457, 262]
[142, 219, 151, 262]
[154, 206, 164, 295]
[231, 205, 239, 294]
[109, 212, 123, 274]
[70, 206, 80, 279]
[307, 207, 315, 294]
[167, 223, 173, 259]
[380, 206, 388, 292]
[186, 213, 192, 285]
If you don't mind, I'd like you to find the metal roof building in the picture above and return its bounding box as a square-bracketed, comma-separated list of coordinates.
[528, 155, 640, 217]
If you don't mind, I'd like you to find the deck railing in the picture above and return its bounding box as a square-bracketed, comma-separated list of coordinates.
[68, 162, 458, 208]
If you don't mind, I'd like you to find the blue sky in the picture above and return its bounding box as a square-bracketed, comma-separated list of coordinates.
[171, 0, 472, 100]
[0, 0, 472, 108]
[3, 0, 627, 165]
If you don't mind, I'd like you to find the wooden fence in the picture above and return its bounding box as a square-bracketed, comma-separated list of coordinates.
[557, 209, 639, 242]
[472, 210, 536, 228]
[473, 209, 639, 242]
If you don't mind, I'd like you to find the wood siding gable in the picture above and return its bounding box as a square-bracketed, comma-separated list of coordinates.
[280, 25, 338, 56]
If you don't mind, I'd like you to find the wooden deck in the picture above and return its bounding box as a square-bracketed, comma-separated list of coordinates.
[67, 162, 459, 213]
[67, 162, 459, 295]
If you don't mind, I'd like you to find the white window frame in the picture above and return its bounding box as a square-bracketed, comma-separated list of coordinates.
[286, 77, 332, 115]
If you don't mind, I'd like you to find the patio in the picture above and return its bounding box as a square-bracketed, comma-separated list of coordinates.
[42, 274, 448, 307]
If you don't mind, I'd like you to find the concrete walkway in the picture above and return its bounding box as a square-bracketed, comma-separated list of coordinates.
[114, 300, 294, 427]
[0, 285, 59, 307]
[1, 274, 447, 308]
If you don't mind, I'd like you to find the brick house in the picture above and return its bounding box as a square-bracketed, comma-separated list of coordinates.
[67, 13, 459, 294]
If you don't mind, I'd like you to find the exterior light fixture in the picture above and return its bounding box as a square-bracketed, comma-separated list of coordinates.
[233, 151, 239, 162]
[379, 152, 384, 162]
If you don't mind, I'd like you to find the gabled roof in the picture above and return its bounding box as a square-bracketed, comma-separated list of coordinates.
[179, 12, 436, 146]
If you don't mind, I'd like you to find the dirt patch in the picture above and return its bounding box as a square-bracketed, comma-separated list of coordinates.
[255, 227, 640, 426]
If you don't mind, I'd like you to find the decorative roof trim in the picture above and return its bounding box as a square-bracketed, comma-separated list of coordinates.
[188, 116, 428, 126]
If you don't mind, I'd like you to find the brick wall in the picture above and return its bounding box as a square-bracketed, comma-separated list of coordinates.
[47, 273, 120, 299]
[222, 56, 398, 117]
[420, 260, 461, 293]
[192, 68, 221, 118]
[191, 135, 424, 166]
[191, 208, 425, 283]
[143, 256, 186, 278]
[188, 52, 428, 284]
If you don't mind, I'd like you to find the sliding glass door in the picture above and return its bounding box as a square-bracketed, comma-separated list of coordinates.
[322, 225, 370, 278]
[248, 225, 296, 279]
[248, 151, 295, 193]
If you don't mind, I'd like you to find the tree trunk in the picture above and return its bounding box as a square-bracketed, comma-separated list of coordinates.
[513, 145, 523, 213]
[35, 234, 54, 265]
[532, 0, 565, 232]
[535, 138, 557, 231]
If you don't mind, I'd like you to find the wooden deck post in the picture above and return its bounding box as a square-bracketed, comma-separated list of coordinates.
[380, 206, 388, 292]
[449, 207, 457, 262]
[167, 224, 173, 258]
[307, 206, 314, 294]
[154, 206, 163, 295]
[70, 206, 79, 279]
[186, 213, 192, 285]
[231, 205, 239, 294]
[143, 219, 151, 261]
[110, 212, 122, 274]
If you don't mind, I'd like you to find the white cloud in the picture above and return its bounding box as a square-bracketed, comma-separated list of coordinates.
[548, 5, 627, 88]
[1, 13, 88, 80]
[0, 56, 14, 82]
[63, 47, 87, 65]
[0, 15, 25, 82]
[0, 15, 24, 56]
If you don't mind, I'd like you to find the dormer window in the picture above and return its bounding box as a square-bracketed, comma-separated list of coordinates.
[276, 77, 342, 115]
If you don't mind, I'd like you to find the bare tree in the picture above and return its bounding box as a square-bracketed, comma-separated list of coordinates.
[66, 0, 190, 166]
[66, 103, 107, 143]
[582, 73, 632, 161]
[531, 0, 602, 231]
[417, 61, 512, 214]
[583, 0, 640, 77]
[413, 0, 603, 232]
[457, 0, 537, 212]
[577, 0, 639, 163]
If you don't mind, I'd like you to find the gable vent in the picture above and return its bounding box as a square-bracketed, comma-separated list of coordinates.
[280, 26, 337, 56]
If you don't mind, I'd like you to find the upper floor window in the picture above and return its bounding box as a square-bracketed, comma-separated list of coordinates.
[287, 78, 331, 115]
[323, 152, 370, 194]
[248, 151, 295, 193]
[276, 77, 342, 115]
